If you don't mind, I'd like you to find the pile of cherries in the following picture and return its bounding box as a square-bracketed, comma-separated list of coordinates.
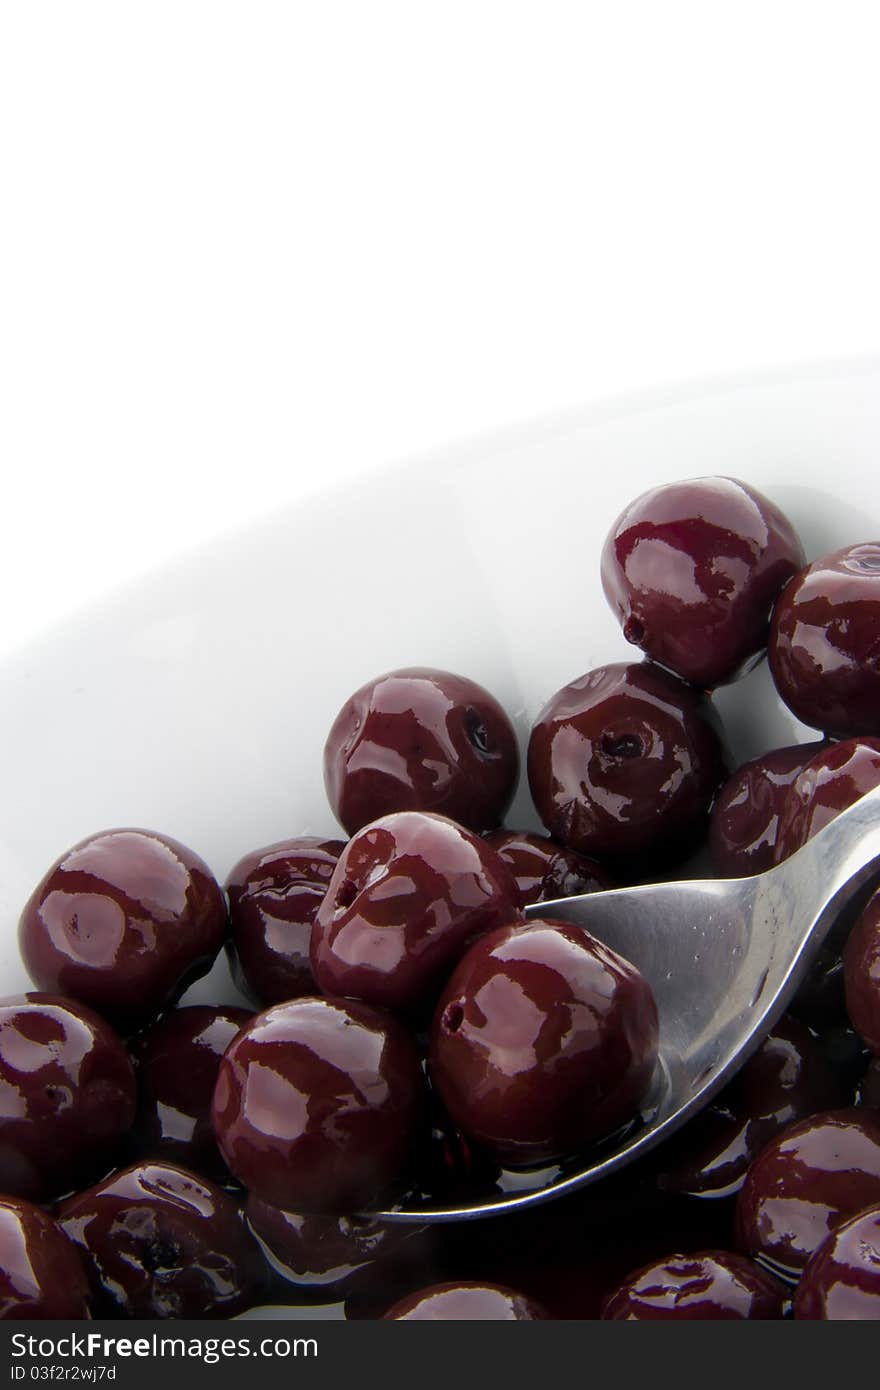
[3, 475, 880, 1322]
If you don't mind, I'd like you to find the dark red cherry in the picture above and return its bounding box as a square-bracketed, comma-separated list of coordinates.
[225, 838, 345, 1006]
[709, 741, 826, 877]
[656, 1014, 842, 1199]
[323, 667, 520, 836]
[0, 993, 136, 1202]
[132, 1004, 252, 1179]
[601, 1249, 787, 1319]
[430, 918, 658, 1166]
[776, 749, 880, 1031]
[0, 1196, 91, 1319]
[735, 1108, 880, 1279]
[58, 1161, 266, 1319]
[844, 887, 880, 1055]
[794, 1202, 880, 1319]
[212, 996, 426, 1213]
[245, 1195, 413, 1292]
[774, 738, 880, 863]
[311, 812, 521, 1015]
[527, 662, 728, 872]
[769, 543, 880, 738]
[601, 476, 804, 689]
[484, 829, 614, 907]
[382, 1280, 548, 1319]
[18, 828, 228, 1033]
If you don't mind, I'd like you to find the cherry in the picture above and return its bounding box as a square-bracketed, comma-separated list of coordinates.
[843, 887, 880, 1055]
[655, 1014, 841, 1199]
[311, 811, 521, 1015]
[382, 1280, 548, 1319]
[735, 1108, 880, 1279]
[244, 1195, 412, 1293]
[601, 1249, 788, 1319]
[58, 1161, 266, 1319]
[18, 828, 228, 1033]
[774, 737, 880, 863]
[794, 1202, 880, 1319]
[601, 476, 804, 688]
[212, 996, 426, 1213]
[709, 741, 825, 877]
[430, 918, 658, 1166]
[0, 1196, 91, 1319]
[226, 837, 345, 1006]
[323, 667, 519, 836]
[527, 662, 728, 872]
[769, 542, 880, 738]
[484, 829, 613, 907]
[132, 1004, 252, 1179]
[0, 993, 136, 1202]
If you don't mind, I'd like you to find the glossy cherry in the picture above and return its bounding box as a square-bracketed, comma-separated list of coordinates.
[794, 1202, 880, 1319]
[311, 811, 521, 1015]
[735, 1108, 880, 1279]
[58, 1161, 266, 1319]
[18, 828, 228, 1033]
[527, 662, 727, 871]
[382, 1280, 548, 1319]
[0, 1197, 91, 1320]
[132, 1004, 252, 1179]
[323, 667, 520, 836]
[769, 542, 880, 738]
[844, 887, 880, 1055]
[430, 918, 659, 1167]
[245, 1195, 412, 1292]
[212, 996, 426, 1213]
[708, 741, 825, 877]
[656, 1014, 841, 1200]
[775, 738, 880, 1029]
[484, 829, 613, 907]
[601, 476, 804, 689]
[774, 737, 880, 863]
[601, 1249, 787, 1319]
[0, 993, 136, 1202]
[226, 837, 345, 1005]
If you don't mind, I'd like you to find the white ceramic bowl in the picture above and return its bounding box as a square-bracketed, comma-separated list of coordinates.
[3, 359, 880, 1313]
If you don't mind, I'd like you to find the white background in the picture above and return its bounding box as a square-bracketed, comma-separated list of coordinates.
[2, 1, 880, 659]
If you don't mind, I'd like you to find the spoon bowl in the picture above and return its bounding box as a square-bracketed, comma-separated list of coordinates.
[378, 783, 880, 1222]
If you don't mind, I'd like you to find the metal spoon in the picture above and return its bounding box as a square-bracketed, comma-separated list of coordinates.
[379, 783, 880, 1223]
